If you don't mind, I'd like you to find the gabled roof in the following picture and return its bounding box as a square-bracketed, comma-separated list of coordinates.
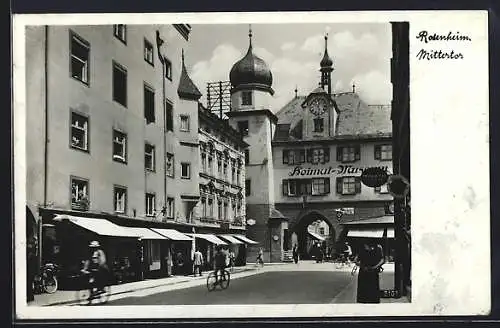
[177, 52, 202, 101]
[273, 91, 391, 142]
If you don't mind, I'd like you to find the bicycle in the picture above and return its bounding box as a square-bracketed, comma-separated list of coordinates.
[33, 263, 59, 294]
[77, 269, 111, 305]
[206, 269, 230, 291]
[334, 254, 353, 269]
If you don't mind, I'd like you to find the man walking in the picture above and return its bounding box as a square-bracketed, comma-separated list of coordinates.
[193, 248, 203, 277]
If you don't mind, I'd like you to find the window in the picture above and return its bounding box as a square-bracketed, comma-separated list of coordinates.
[375, 145, 392, 161]
[114, 186, 127, 213]
[166, 197, 175, 218]
[242, 91, 252, 106]
[164, 57, 172, 80]
[312, 178, 330, 195]
[113, 24, 126, 43]
[165, 101, 173, 131]
[166, 153, 174, 177]
[112, 62, 127, 107]
[181, 162, 191, 179]
[145, 193, 156, 216]
[201, 152, 207, 173]
[113, 130, 127, 163]
[282, 178, 330, 196]
[208, 155, 213, 175]
[245, 179, 251, 196]
[283, 149, 305, 165]
[306, 148, 329, 164]
[375, 184, 389, 194]
[144, 85, 155, 124]
[218, 200, 223, 220]
[185, 202, 193, 222]
[337, 146, 360, 163]
[208, 197, 214, 217]
[71, 112, 89, 151]
[236, 168, 241, 186]
[71, 177, 89, 210]
[70, 32, 90, 84]
[144, 39, 154, 65]
[223, 163, 228, 181]
[319, 227, 325, 235]
[217, 156, 222, 178]
[180, 115, 190, 131]
[238, 121, 249, 136]
[245, 149, 250, 165]
[201, 197, 207, 218]
[313, 118, 324, 132]
[232, 201, 237, 219]
[224, 202, 228, 220]
[336, 176, 361, 195]
[145, 143, 155, 171]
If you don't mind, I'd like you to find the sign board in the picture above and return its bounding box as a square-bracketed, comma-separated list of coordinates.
[360, 167, 389, 188]
[387, 175, 410, 199]
[247, 219, 256, 226]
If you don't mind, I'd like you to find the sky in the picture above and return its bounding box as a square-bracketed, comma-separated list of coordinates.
[185, 23, 392, 112]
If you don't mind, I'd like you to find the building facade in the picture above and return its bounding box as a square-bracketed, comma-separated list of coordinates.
[25, 24, 249, 285]
[223, 31, 394, 264]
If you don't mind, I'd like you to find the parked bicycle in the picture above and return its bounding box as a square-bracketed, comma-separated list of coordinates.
[33, 263, 59, 294]
[77, 269, 111, 305]
[206, 269, 230, 291]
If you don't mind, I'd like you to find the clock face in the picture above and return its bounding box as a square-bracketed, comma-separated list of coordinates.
[309, 98, 327, 116]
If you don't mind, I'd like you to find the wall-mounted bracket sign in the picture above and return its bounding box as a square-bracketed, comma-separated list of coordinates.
[387, 175, 410, 199]
[247, 219, 256, 226]
[360, 167, 389, 188]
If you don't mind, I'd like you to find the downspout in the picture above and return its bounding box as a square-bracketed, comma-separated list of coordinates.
[40, 25, 49, 269]
[155, 31, 167, 216]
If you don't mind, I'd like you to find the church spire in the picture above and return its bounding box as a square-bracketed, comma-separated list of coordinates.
[320, 32, 334, 95]
[249, 24, 253, 49]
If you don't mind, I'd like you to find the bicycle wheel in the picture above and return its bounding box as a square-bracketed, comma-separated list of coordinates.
[219, 270, 230, 290]
[206, 272, 217, 292]
[43, 275, 58, 294]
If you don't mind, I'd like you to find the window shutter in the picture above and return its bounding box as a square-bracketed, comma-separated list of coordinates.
[282, 180, 289, 196]
[306, 149, 313, 163]
[336, 147, 342, 161]
[324, 178, 330, 194]
[355, 146, 361, 161]
[300, 150, 306, 163]
[283, 150, 289, 164]
[355, 177, 362, 193]
[306, 181, 312, 195]
[374, 145, 381, 160]
[324, 147, 330, 163]
[336, 177, 342, 194]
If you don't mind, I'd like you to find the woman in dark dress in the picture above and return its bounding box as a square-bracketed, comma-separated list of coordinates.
[292, 244, 299, 264]
[357, 241, 385, 303]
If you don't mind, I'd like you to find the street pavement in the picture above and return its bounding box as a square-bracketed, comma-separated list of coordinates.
[30, 261, 409, 306]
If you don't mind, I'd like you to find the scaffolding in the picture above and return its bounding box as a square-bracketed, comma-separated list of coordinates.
[206, 81, 232, 119]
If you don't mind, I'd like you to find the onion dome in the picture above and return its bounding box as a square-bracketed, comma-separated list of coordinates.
[177, 49, 202, 101]
[320, 34, 333, 69]
[229, 27, 274, 94]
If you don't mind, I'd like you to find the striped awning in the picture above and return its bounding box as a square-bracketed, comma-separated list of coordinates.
[232, 234, 259, 244]
[53, 215, 139, 238]
[151, 228, 193, 241]
[187, 233, 227, 245]
[218, 234, 244, 244]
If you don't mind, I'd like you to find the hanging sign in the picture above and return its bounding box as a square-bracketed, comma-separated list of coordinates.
[387, 175, 410, 199]
[247, 219, 256, 226]
[360, 167, 389, 188]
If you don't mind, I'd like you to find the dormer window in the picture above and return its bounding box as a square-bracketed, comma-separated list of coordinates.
[313, 118, 324, 132]
[241, 91, 252, 106]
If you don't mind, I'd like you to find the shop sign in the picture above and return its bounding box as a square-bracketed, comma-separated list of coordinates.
[387, 175, 410, 199]
[247, 219, 256, 226]
[360, 167, 389, 188]
[289, 165, 390, 177]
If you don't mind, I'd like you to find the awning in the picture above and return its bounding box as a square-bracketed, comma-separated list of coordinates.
[232, 234, 259, 244]
[347, 228, 385, 238]
[386, 228, 395, 238]
[308, 230, 326, 241]
[121, 227, 166, 240]
[342, 215, 394, 225]
[187, 233, 227, 245]
[53, 215, 138, 238]
[151, 228, 193, 241]
[218, 234, 244, 244]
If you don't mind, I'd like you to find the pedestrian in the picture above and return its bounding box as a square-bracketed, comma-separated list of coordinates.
[192, 248, 203, 276]
[82, 241, 110, 292]
[256, 247, 264, 267]
[356, 240, 385, 303]
[292, 244, 299, 264]
[228, 249, 236, 272]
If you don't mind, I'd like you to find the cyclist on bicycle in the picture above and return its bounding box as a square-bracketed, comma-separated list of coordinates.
[213, 246, 227, 284]
[342, 242, 353, 264]
[81, 241, 109, 293]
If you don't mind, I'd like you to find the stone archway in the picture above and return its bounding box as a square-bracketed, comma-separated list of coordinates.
[291, 211, 336, 260]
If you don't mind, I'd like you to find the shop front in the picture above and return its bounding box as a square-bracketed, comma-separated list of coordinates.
[218, 234, 245, 266]
[151, 228, 193, 276]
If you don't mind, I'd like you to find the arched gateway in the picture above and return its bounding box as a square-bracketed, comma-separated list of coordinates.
[289, 210, 340, 260]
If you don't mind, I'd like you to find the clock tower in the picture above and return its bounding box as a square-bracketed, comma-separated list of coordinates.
[320, 34, 334, 95]
[301, 87, 337, 138]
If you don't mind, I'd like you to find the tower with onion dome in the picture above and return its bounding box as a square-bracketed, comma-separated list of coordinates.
[320, 33, 334, 95]
[226, 26, 288, 264]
